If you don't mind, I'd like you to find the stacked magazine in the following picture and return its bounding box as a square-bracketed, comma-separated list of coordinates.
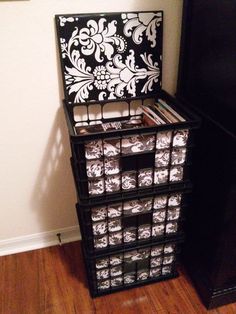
[141, 99, 186, 126]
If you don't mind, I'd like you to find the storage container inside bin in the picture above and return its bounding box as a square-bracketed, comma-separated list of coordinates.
[82, 238, 182, 296]
[77, 189, 189, 253]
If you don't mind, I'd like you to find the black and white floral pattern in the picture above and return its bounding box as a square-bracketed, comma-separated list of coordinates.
[124, 227, 137, 243]
[103, 139, 120, 157]
[97, 279, 110, 290]
[88, 178, 105, 195]
[150, 267, 161, 278]
[122, 171, 136, 190]
[94, 235, 108, 249]
[110, 255, 123, 266]
[137, 269, 149, 281]
[91, 206, 107, 221]
[154, 168, 168, 184]
[156, 131, 172, 149]
[124, 272, 136, 284]
[57, 12, 162, 103]
[85, 140, 103, 160]
[104, 157, 120, 175]
[151, 245, 164, 257]
[138, 168, 153, 187]
[87, 159, 104, 177]
[96, 258, 109, 269]
[153, 195, 167, 209]
[105, 175, 121, 192]
[153, 209, 166, 223]
[111, 277, 123, 287]
[138, 224, 151, 239]
[155, 149, 170, 167]
[173, 129, 189, 147]
[151, 257, 162, 268]
[123, 199, 142, 215]
[107, 203, 122, 218]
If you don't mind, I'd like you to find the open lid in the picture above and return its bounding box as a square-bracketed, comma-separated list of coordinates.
[56, 11, 163, 105]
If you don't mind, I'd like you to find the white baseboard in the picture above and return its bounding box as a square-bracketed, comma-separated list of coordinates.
[0, 225, 81, 256]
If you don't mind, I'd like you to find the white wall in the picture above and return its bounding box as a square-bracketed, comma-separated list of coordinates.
[0, 0, 183, 247]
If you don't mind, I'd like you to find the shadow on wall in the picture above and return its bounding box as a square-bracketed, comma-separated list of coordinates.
[30, 106, 78, 232]
[30, 20, 78, 234]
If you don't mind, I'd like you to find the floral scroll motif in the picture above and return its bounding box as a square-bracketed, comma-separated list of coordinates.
[57, 12, 162, 103]
[121, 12, 162, 47]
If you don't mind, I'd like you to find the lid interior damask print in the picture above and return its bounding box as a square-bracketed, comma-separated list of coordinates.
[56, 11, 163, 105]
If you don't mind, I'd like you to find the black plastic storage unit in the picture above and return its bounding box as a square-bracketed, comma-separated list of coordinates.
[177, 0, 236, 309]
[55, 11, 200, 297]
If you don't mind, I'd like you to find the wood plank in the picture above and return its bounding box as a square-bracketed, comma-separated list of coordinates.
[1, 241, 236, 314]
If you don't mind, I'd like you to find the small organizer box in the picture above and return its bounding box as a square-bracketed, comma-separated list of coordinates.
[55, 11, 200, 296]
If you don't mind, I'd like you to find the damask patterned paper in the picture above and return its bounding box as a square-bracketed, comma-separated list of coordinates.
[56, 12, 163, 103]
[103, 139, 120, 157]
[124, 272, 136, 284]
[104, 157, 120, 175]
[87, 159, 104, 178]
[110, 255, 123, 266]
[111, 277, 123, 287]
[107, 203, 122, 218]
[150, 267, 161, 277]
[138, 168, 153, 187]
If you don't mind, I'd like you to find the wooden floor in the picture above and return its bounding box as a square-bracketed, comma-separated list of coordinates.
[1, 241, 236, 314]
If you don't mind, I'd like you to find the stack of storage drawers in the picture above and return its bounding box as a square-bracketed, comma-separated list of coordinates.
[56, 11, 200, 296]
